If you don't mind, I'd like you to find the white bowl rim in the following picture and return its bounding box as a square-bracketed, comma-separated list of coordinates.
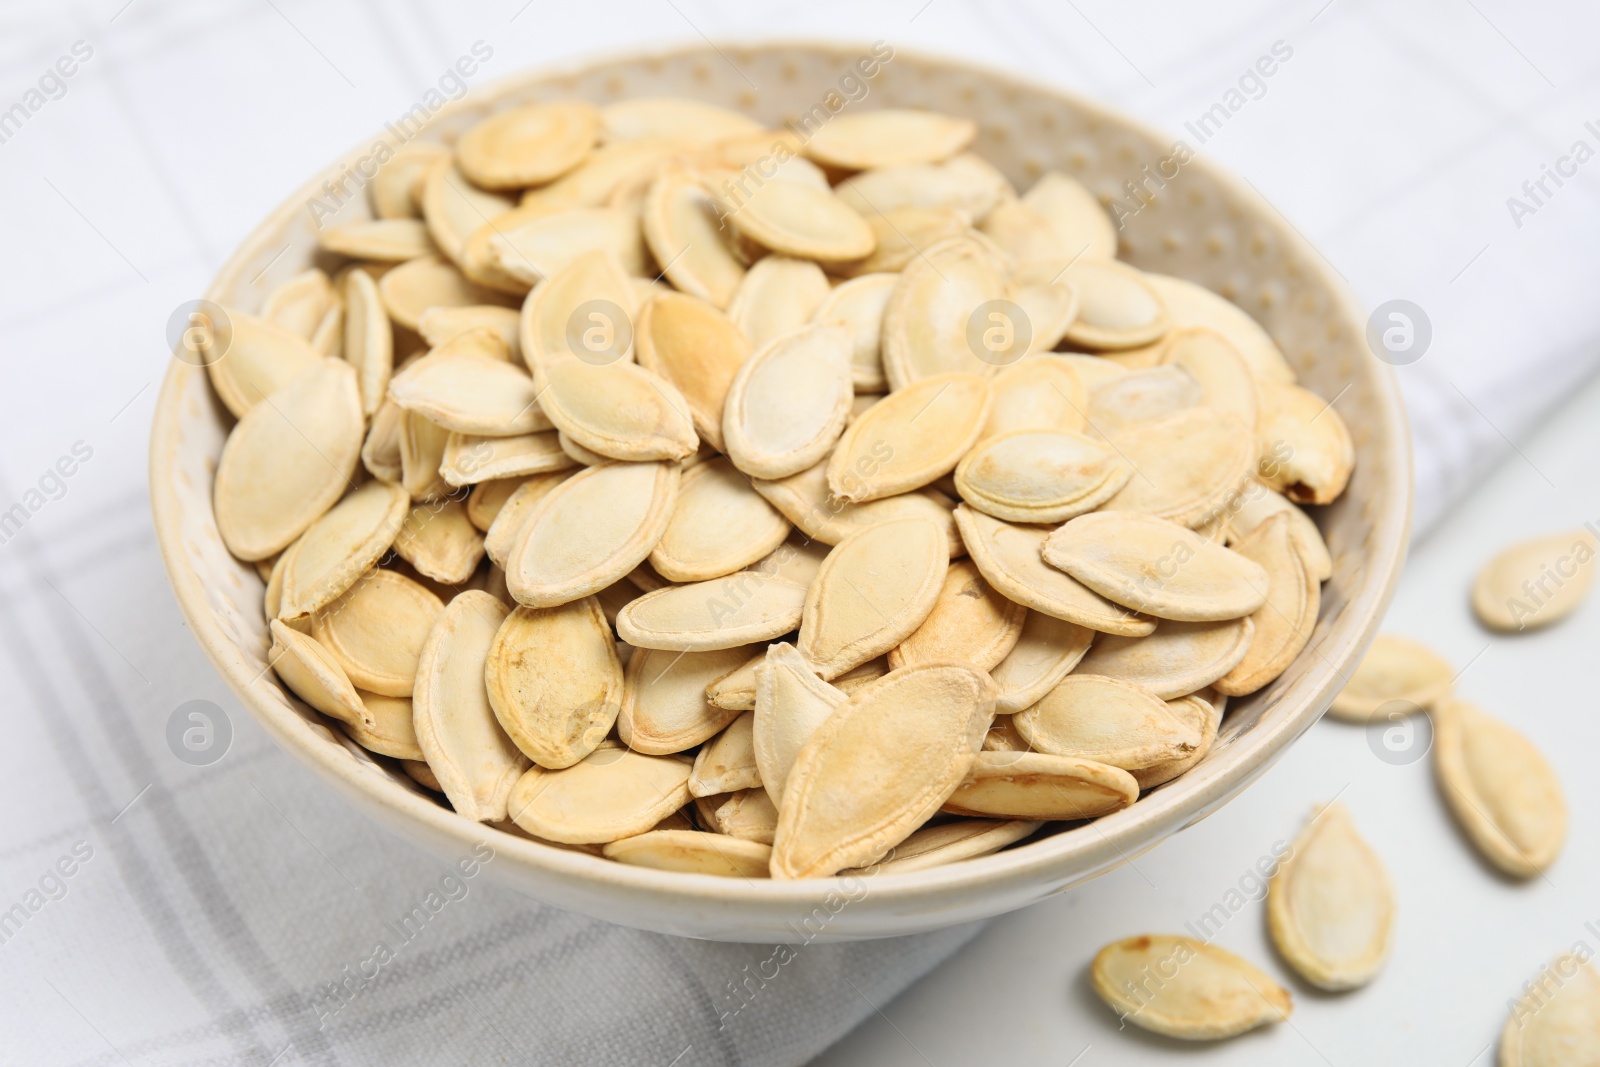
[149, 38, 1413, 916]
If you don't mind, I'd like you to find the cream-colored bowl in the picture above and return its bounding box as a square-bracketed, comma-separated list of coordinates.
[150, 42, 1410, 943]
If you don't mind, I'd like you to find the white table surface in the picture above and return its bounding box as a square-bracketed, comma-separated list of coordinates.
[2, 2, 1597, 1064]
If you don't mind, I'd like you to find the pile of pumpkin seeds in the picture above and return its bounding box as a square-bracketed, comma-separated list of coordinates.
[209, 98, 1356, 886]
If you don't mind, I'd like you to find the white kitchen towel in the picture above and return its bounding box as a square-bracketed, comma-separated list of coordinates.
[2, 2, 1598, 1065]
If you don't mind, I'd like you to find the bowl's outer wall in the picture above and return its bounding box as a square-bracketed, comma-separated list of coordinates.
[150, 42, 1410, 942]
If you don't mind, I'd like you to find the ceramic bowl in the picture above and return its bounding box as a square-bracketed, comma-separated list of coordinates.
[150, 42, 1410, 942]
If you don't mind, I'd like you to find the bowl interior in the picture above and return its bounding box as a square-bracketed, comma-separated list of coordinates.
[150, 42, 1410, 941]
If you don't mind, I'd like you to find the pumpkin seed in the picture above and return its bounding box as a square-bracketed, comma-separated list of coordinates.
[854, 818, 1040, 874]
[981, 358, 1088, 439]
[650, 456, 790, 582]
[538, 357, 700, 464]
[1077, 618, 1254, 701]
[1226, 480, 1333, 581]
[811, 272, 895, 392]
[642, 167, 746, 309]
[750, 460, 962, 555]
[399, 409, 453, 502]
[1052, 259, 1168, 350]
[633, 290, 751, 451]
[263, 539, 295, 620]
[1042, 511, 1269, 622]
[1014, 674, 1200, 771]
[1020, 170, 1118, 261]
[1327, 633, 1452, 723]
[889, 559, 1026, 672]
[440, 431, 572, 487]
[412, 591, 527, 821]
[485, 596, 622, 769]
[1087, 365, 1202, 434]
[520, 137, 683, 213]
[803, 108, 975, 170]
[1091, 934, 1293, 1039]
[954, 506, 1155, 636]
[753, 642, 847, 806]
[954, 429, 1131, 524]
[1256, 381, 1354, 505]
[359, 401, 403, 486]
[715, 178, 875, 262]
[603, 829, 771, 877]
[505, 461, 678, 607]
[268, 620, 374, 730]
[1434, 697, 1566, 878]
[828, 372, 990, 502]
[420, 157, 516, 266]
[1144, 273, 1297, 384]
[403, 759, 442, 792]
[393, 498, 485, 585]
[839, 206, 969, 278]
[319, 218, 436, 261]
[1471, 530, 1597, 633]
[1160, 327, 1258, 430]
[508, 742, 692, 844]
[599, 97, 761, 145]
[418, 305, 522, 361]
[457, 100, 598, 189]
[834, 153, 1013, 224]
[1268, 802, 1394, 991]
[771, 663, 995, 878]
[372, 142, 448, 219]
[519, 249, 638, 375]
[944, 750, 1138, 819]
[712, 788, 780, 843]
[340, 268, 393, 416]
[278, 481, 409, 619]
[379, 254, 513, 332]
[311, 568, 443, 697]
[615, 573, 807, 650]
[1010, 277, 1080, 354]
[723, 323, 854, 480]
[1132, 692, 1222, 789]
[880, 237, 1010, 388]
[206, 310, 322, 419]
[689, 712, 761, 796]
[345, 690, 423, 760]
[215, 359, 363, 560]
[1498, 953, 1600, 1066]
[263, 268, 336, 339]
[618, 645, 752, 755]
[991, 611, 1096, 713]
[798, 516, 950, 679]
[707, 652, 764, 712]
[1101, 409, 1255, 527]
[1213, 514, 1318, 696]
[388, 346, 547, 437]
[480, 205, 646, 291]
[727, 255, 831, 349]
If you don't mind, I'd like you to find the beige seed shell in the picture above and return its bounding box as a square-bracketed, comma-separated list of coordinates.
[751, 460, 962, 556]
[345, 691, 423, 761]
[418, 304, 522, 361]
[342, 268, 393, 416]
[312, 569, 443, 697]
[650, 456, 790, 582]
[319, 218, 436, 262]
[393, 498, 485, 585]
[482, 471, 567, 568]
[642, 168, 746, 309]
[1014, 674, 1200, 771]
[1053, 259, 1168, 349]
[712, 788, 780, 844]
[798, 516, 949, 679]
[456, 100, 598, 189]
[1017, 170, 1118, 261]
[1327, 633, 1453, 722]
[753, 643, 847, 806]
[954, 429, 1131, 524]
[841, 206, 969, 277]
[615, 574, 807, 651]
[262, 268, 336, 340]
[856, 818, 1040, 874]
[599, 97, 761, 145]
[770, 664, 995, 879]
[413, 591, 527, 822]
[1091, 935, 1292, 1040]
[215, 358, 364, 561]
[1144, 273, 1297, 384]
[634, 290, 752, 451]
[706, 652, 764, 712]
[889, 559, 1026, 672]
[834, 153, 1013, 224]
[536, 357, 700, 463]
[1471, 530, 1597, 632]
[727, 255, 831, 350]
[828, 372, 991, 503]
[715, 178, 875, 262]
[505, 461, 680, 608]
[803, 108, 976, 170]
[981, 358, 1088, 439]
[205, 310, 322, 419]
[420, 157, 516, 263]
[603, 829, 771, 877]
[1498, 953, 1600, 1066]
[1160, 327, 1259, 430]
[519, 249, 638, 374]
[943, 750, 1138, 820]
[1102, 408, 1255, 527]
[1042, 511, 1269, 622]
[1267, 803, 1395, 991]
[954, 506, 1155, 637]
[520, 137, 683, 213]
[440, 431, 573, 487]
[379, 254, 514, 333]
[508, 743, 692, 844]
[689, 712, 761, 797]
[387, 349, 546, 437]
[880, 237, 1010, 389]
[1076, 618, 1254, 701]
[990, 611, 1096, 713]
[1132, 692, 1223, 790]
[399, 408, 451, 501]
[1256, 381, 1355, 505]
[278, 481, 409, 619]
[1087, 365, 1202, 434]
[1434, 697, 1566, 878]
[1226, 480, 1333, 581]
[485, 597, 622, 769]
[1214, 514, 1318, 696]
[723, 323, 854, 480]
[618, 645, 751, 755]
[268, 620, 374, 730]
[483, 205, 645, 288]
[811, 272, 896, 392]
[371, 142, 447, 219]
